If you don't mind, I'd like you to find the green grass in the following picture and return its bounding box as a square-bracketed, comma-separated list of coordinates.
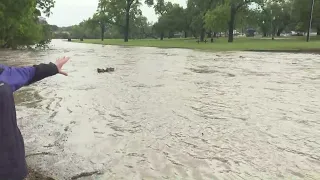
[72, 36, 320, 52]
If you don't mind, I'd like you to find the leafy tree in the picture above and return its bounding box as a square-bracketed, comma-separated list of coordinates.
[291, 0, 320, 35]
[36, 0, 55, 17]
[187, 0, 220, 41]
[0, 0, 56, 49]
[204, 0, 280, 42]
[54, 6, 151, 40]
[50, 25, 59, 31]
[153, 0, 173, 15]
[225, 0, 265, 42]
[88, 10, 110, 41]
[204, 3, 230, 34]
[147, 0, 174, 40]
[153, 3, 185, 39]
[130, 15, 152, 39]
[256, 8, 272, 36]
[246, 0, 293, 38]
[98, 0, 143, 42]
[53, 32, 70, 39]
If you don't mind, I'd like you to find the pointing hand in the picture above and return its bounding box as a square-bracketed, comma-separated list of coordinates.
[55, 56, 70, 76]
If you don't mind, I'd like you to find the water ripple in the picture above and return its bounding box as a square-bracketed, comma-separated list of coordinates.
[1, 40, 319, 180]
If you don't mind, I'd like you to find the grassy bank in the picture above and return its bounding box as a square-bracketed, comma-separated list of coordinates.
[72, 36, 320, 52]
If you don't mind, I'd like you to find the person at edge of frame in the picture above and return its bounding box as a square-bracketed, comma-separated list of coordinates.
[0, 56, 70, 180]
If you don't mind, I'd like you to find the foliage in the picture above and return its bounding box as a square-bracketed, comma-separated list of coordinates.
[291, 0, 320, 32]
[36, 0, 55, 17]
[97, 0, 144, 42]
[52, 10, 152, 40]
[152, 0, 173, 15]
[186, 0, 221, 40]
[63, 0, 319, 43]
[153, 3, 185, 39]
[7, 0, 318, 46]
[0, 0, 55, 49]
[204, 3, 230, 33]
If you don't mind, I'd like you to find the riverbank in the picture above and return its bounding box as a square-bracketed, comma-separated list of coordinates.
[72, 36, 320, 53]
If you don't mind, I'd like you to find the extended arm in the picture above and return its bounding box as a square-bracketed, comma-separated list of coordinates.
[28, 62, 59, 84]
[0, 57, 69, 92]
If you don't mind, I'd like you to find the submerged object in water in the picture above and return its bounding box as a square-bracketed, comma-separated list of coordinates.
[97, 68, 115, 73]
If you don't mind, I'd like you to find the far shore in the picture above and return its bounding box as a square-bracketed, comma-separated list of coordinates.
[69, 36, 320, 54]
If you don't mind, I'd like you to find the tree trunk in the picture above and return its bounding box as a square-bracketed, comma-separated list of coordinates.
[160, 32, 164, 40]
[191, 30, 197, 38]
[263, 32, 267, 37]
[277, 29, 282, 37]
[168, 31, 174, 39]
[184, 31, 188, 38]
[7, 39, 17, 50]
[272, 26, 275, 40]
[228, 7, 236, 43]
[207, 31, 211, 38]
[317, 27, 320, 35]
[200, 28, 205, 42]
[213, 32, 217, 37]
[101, 25, 105, 41]
[124, 4, 130, 42]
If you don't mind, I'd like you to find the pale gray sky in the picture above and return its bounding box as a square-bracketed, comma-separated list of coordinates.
[47, 0, 187, 27]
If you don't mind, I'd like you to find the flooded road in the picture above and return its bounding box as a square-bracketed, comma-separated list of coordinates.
[1, 39, 320, 180]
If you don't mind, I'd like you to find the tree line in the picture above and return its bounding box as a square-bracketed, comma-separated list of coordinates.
[55, 0, 320, 43]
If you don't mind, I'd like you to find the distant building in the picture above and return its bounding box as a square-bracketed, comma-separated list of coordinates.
[173, 32, 183, 38]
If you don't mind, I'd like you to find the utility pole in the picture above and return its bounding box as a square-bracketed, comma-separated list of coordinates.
[307, 0, 315, 42]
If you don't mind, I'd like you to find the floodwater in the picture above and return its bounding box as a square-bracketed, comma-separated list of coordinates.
[0, 39, 319, 180]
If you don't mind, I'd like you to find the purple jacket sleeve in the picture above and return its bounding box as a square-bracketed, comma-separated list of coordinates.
[0, 63, 58, 92]
[0, 65, 36, 92]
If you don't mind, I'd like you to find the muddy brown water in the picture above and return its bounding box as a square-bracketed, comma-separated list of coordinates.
[0, 40, 319, 180]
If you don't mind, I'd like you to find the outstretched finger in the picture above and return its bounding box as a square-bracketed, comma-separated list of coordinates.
[57, 56, 70, 63]
[60, 71, 68, 76]
[64, 57, 70, 62]
[63, 57, 70, 65]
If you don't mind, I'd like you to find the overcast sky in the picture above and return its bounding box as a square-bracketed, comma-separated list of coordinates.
[47, 0, 187, 27]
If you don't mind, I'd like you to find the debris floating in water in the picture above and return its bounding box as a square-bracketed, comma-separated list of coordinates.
[97, 68, 115, 73]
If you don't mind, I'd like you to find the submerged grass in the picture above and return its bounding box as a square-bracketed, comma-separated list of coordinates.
[72, 36, 320, 52]
[26, 167, 54, 180]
